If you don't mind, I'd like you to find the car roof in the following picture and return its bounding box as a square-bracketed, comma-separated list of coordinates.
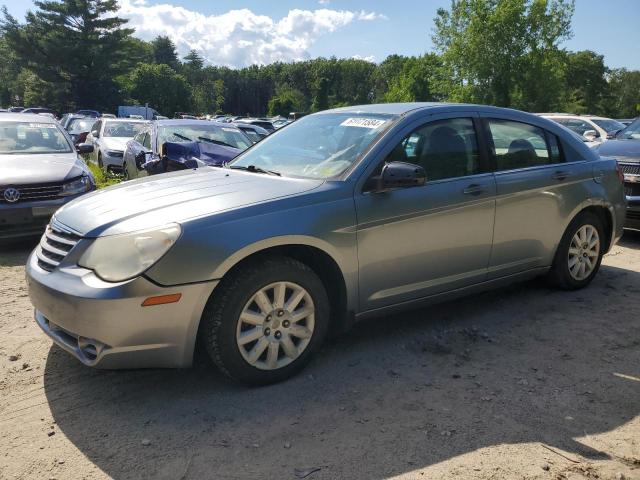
[0, 112, 58, 123]
[321, 102, 538, 117]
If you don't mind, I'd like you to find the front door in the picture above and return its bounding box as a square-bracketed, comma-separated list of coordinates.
[355, 115, 496, 312]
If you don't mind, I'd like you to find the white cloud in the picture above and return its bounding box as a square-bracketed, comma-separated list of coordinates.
[352, 54, 376, 63]
[117, 1, 385, 68]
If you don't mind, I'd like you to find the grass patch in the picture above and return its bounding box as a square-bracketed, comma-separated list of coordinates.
[84, 158, 123, 189]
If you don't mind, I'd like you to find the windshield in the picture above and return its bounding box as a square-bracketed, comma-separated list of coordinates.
[103, 121, 147, 138]
[592, 118, 625, 133]
[618, 118, 640, 140]
[157, 124, 252, 151]
[230, 113, 396, 178]
[0, 121, 72, 154]
[67, 118, 94, 134]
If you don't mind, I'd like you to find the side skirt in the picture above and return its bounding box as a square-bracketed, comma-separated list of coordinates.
[354, 267, 550, 322]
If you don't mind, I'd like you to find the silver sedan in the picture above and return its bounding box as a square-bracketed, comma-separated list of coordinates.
[26, 103, 626, 385]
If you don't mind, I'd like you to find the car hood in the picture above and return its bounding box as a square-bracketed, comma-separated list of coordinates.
[596, 139, 640, 161]
[54, 167, 324, 236]
[100, 137, 131, 151]
[0, 153, 87, 184]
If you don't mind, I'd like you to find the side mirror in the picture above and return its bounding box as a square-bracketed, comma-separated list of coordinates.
[377, 161, 426, 192]
[76, 143, 94, 155]
[583, 129, 599, 141]
[134, 150, 149, 170]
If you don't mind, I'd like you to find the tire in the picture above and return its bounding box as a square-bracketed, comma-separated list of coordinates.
[123, 163, 130, 180]
[200, 255, 330, 385]
[546, 211, 606, 290]
[97, 152, 104, 170]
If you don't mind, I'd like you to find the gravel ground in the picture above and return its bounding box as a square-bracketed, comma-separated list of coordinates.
[0, 234, 639, 480]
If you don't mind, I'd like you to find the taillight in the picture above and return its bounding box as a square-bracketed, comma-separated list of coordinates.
[615, 162, 624, 183]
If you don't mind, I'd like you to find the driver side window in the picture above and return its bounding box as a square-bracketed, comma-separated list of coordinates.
[384, 117, 480, 182]
[142, 132, 151, 150]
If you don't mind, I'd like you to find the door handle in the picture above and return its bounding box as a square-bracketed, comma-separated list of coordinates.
[552, 170, 571, 181]
[463, 184, 486, 195]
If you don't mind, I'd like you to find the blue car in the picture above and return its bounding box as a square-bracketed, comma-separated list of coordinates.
[121, 119, 253, 180]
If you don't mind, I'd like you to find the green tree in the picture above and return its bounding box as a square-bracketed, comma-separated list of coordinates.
[383, 54, 442, 102]
[267, 85, 306, 116]
[432, 0, 574, 108]
[151, 35, 180, 70]
[192, 78, 225, 114]
[1, 0, 139, 111]
[606, 69, 640, 118]
[563, 50, 609, 114]
[128, 63, 191, 116]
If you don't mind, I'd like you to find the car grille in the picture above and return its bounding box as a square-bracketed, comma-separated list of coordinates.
[619, 163, 640, 176]
[0, 182, 64, 203]
[36, 220, 82, 272]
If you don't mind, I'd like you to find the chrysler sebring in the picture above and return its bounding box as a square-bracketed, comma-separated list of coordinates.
[26, 103, 626, 385]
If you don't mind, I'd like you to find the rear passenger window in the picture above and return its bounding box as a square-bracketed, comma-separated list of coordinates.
[386, 118, 480, 182]
[487, 119, 561, 171]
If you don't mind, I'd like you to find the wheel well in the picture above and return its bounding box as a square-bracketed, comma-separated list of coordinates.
[217, 245, 350, 336]
[581, 205, 613, 249]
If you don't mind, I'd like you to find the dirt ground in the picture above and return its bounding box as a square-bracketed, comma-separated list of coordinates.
[1, 234, 639, 480]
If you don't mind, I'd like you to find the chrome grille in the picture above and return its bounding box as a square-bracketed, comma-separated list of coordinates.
[0, 182, 64, 203]
[618, 163, 640, 176]
[36, 220, 82, 272]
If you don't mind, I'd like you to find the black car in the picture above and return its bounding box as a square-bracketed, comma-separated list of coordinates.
[597, 117, 640, 229]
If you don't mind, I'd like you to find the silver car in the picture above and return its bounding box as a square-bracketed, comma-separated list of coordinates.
[85, 118, 148, 171]
[0, 113, 95, 240]
[26, 103, 626, 385]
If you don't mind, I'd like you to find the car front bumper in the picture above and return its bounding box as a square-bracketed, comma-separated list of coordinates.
[101, 150, 124, 169]
[26, 250, 217, 368]
[0, 198, 69, 240]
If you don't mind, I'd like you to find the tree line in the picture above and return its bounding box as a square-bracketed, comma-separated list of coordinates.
[0, 0, 638, 119]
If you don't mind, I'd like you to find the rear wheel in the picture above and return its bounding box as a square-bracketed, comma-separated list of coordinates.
[547, 211, 605, 290]
[97, 152, 104, 170]
[200, 256, 330, 385]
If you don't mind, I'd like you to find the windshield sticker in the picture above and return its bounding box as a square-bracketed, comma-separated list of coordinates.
[340, 118, 387, 129]
[27, 123, 57, 129]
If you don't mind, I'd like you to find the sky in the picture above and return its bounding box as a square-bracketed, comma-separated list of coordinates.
[2, 0, 639, 69]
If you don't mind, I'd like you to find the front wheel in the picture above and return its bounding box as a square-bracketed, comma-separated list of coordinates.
[200, 256, 330, 385]
[547, 211, 605, 290]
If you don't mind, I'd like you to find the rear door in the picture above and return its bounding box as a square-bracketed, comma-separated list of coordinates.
[483, 116, 592, 278]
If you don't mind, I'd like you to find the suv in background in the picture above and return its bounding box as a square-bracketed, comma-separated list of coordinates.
[541, 114, 626, 148]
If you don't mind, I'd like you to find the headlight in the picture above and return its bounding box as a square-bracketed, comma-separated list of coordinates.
[105, 150, 124, 158]
[60, 175, 93, 196]
[78, 224, 181, 282]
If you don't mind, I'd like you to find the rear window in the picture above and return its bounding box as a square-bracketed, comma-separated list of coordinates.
[487, 119, 564, 171]
[0, 122, 72, 154]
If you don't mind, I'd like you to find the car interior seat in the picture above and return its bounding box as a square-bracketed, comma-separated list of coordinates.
[421, 126, 469, 181]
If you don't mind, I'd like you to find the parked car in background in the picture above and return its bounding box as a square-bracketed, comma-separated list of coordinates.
[541, 114, 626, 147]
[0, 113, 94, 239]
[64, 116, 95, 146]
[230, 122, 269, 143]
[76, 110, 101, 118]
[122, 119, 252, 179]
[617, 118, 636, 127]
[85, 118, 148, 171]
[597, 117, 640, 229]
[8, 107, 24, 113]
[236, 118, 275, 133]
[174, 112, 198, 119]
[26, 103, 624, 385]
[272, 118, 292, 129]
[101, 113, 116, 119]
[21, 107, 59, 119]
